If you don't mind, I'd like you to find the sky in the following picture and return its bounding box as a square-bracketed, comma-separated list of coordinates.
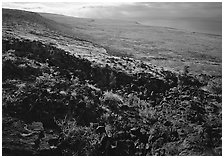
[2, 2, 222, 35]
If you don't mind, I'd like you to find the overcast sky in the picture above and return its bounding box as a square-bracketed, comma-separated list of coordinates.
[2, 2, 222, 35]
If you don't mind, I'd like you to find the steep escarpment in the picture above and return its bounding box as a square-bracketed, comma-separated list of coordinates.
[2, 9, 222, 156]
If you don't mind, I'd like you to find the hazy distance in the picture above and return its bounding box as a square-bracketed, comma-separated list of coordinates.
[3, 2, 222, 35]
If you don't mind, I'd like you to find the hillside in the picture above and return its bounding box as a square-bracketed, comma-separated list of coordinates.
[40, 12, 222, 76]
[2, 9, 222, 156]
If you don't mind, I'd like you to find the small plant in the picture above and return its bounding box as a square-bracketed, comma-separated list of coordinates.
[56, 118, 101, 155]
[183, 65, 190, 76]
[208, 79, 222, 94]
[102, 91, 124, 113]
[102, 91, 123, 109]
[138, 100, 158, 124]
[103, 91, 123, 103]
[126, 93, 141, 107]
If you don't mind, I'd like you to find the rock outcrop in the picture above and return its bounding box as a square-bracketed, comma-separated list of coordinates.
[2, 9, 222, 156]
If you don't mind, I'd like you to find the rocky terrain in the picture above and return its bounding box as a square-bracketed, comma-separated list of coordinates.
[2, 9, 222, 156]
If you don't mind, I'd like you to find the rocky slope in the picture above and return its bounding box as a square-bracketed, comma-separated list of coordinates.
[41, 12, 222, 77]
[2, 9, 222, 156]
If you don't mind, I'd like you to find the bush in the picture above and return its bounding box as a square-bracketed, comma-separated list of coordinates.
[102, 91, 123, 111]
[56, 118, 100, 155]
[103, 91, 123, 103]
[208, 79, 222, 94]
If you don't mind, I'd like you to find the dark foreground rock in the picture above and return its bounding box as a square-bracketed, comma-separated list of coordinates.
[2, 9, 222, 156]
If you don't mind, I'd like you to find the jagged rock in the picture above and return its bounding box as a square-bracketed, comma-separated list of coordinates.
[2, 9, 222, 156]
[2, 116, 58, 156]
[96, 126, 105, 134]
[164, 120, 172, 127]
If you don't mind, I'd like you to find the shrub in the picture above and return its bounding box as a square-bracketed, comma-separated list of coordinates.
[102, 91, 123, 111]
[103, 91, 123, 103]
[208, 79, 222, 94]
[56, 118, 100, 155]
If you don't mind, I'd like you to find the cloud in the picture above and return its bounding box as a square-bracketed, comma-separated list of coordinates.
[3, 2, 221, 19]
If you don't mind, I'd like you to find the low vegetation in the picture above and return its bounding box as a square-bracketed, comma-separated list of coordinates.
[2, 9, 222, 156]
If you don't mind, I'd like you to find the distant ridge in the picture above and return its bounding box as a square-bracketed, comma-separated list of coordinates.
[3, 8, 75, 36]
